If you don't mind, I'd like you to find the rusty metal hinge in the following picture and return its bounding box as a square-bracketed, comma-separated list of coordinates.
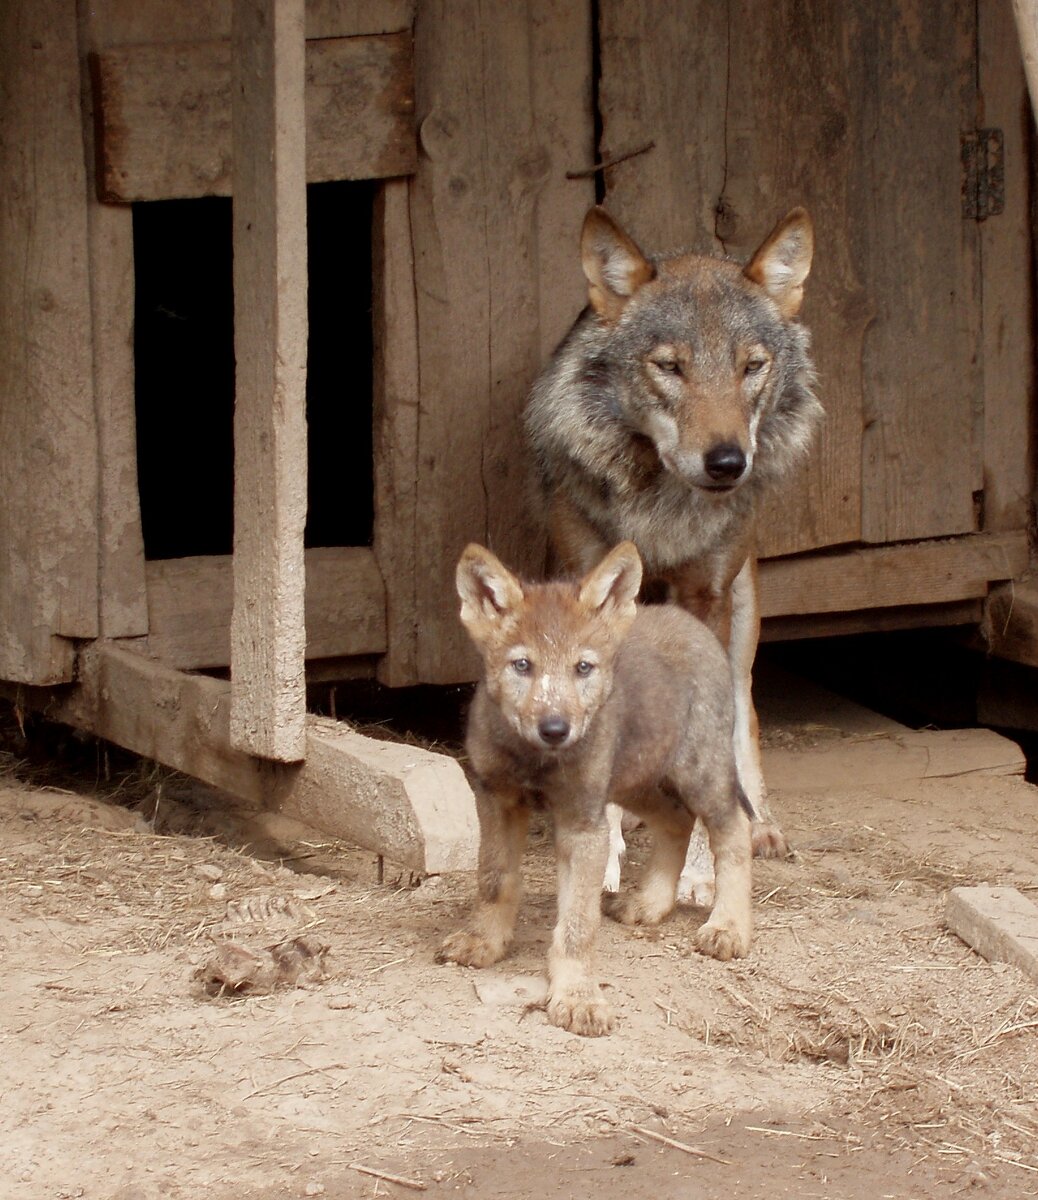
[961, 128, 1004, 220]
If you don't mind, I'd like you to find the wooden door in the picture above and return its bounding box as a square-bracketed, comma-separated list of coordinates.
[598, 0, 986, 559]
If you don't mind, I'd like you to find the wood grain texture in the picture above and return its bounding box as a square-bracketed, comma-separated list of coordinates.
[985, 579, 1038, 668]
[92, 33, 416, 201]
[78, 2, 149, 640]
[372, 181, 421, 685]
[146, 548, 386, 670]
[761, 600, 984, 644]
[86, 0, 414, 46]
[51, 642, 477, 873]
[0, 0, 98, 684]
[229, 0, 308, 760]
[758, 531, 1027, 618]
[408, 0, 593, 683]
[980, 0, 1034, 533]
[855, 0, 981, 543]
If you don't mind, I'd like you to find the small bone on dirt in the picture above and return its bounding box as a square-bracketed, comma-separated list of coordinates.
[195, 936, 329, 996]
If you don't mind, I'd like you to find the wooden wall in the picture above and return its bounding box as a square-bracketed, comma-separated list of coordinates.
[598, 0, 1032, 561]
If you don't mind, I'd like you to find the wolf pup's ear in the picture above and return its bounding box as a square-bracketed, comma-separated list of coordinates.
[744, 208, 814, 318]
[581, 208, 655, 322]
[578, 541, 642, 628]
[456, 544, 524, 630]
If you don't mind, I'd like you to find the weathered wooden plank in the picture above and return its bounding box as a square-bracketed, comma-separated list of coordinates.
[145, 548, 386, 670]
[229, 0, 308, 761]
[761, 600, 984, 644]
[759, 532, 1028, 618]
[0, 0, 98, 684]
[85, 0, 414, 46]
[78, 1, 149, 641]
[597, 1, 728, 253]
[1012, 0, 1038, 117]
[980, 0, 1034, 534]
[856, 0, 981, 543]
[49, 642, 477, 873]
[946, 886, 1038, 981]
[409, 0, 593, 683]
[92, 33, 416, 202]
[720, 1, 866, 557]
[372, 181, 421, 686]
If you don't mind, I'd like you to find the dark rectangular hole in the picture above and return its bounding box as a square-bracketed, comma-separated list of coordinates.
[133, 180, 375, 560]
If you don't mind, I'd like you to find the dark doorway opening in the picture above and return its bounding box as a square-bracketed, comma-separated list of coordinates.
[133, 180, 375, 560]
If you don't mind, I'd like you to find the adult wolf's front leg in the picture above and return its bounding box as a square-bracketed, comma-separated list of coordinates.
[437, 784, 529, 969]
[548, 813, 613, 1036]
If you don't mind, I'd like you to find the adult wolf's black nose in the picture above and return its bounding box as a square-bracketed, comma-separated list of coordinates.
[538, 716, 571, 746]
[704, 443, 746, 482]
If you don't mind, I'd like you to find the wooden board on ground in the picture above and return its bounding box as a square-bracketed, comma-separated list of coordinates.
[46, 641, 478, 874]
[92, 32, 416, 202]
[757, 661, 1027, 794]
[945, 886, 1038, 981]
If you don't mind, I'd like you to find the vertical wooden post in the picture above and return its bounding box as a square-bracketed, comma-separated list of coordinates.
[230, 0, 308, 761]
[0, 0, 98, 684]
[1012, 0, 1038, 119]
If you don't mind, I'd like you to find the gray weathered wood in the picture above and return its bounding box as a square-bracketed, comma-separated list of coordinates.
[372, 180, 421, 685]
[759, 531, 1028, 618]
[0, 0, 99, 684]
[1012, 0, 1038, 119]
[92, 33, 416, 202]
[230, 0, 308, 760]
[408, 0, 594, 684]
[145, 548, 387, 670]
[981, 0, 1034, 534]
[49, 642, 477, 874]
[946, 886, 1038, 981]
[78, 3, 149, 641]
[85, 0, 414, 46]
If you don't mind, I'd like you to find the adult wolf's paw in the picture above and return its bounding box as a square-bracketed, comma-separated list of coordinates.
[435, 930, 504, 969]
[751, 820, 788, 859]
[695, 920, 750, 962]
[602, 890, 668, 927]
[547, 985, 614, 1037]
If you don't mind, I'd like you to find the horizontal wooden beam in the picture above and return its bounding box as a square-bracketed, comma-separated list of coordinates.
[41, 641, 477, 873]
[144, 547, 387, 670]
[91, 32, 416, 201]
[759, 531, 1029, 619]
[761, 599, 984, 643]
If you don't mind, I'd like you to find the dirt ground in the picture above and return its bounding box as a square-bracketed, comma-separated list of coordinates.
[3, 679, 1038, 1200]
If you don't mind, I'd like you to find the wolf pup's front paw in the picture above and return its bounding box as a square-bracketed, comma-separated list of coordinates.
[695, 920, 750, 962]
[436, 929, 505, 969]
[546, 982, 614, 1037]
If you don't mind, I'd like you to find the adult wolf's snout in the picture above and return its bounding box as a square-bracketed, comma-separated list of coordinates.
[703, 443, 747, 484]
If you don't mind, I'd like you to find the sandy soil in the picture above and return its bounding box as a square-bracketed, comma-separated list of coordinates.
[3, 698, 1038, 1199]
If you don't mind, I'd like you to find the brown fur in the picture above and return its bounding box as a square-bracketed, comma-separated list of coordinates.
[523, 207, 822, 874]
[437, 542, 752, 1037]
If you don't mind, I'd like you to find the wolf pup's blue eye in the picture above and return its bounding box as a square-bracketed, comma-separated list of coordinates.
[575, 660, 595, 677]
[512, 658, 532, 675]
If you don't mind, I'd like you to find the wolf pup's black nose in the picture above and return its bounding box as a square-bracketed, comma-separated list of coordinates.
[538, 716, 571, 746]
[704, 443, 746, 482]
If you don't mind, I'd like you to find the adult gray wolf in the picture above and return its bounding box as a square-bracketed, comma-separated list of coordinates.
[437, 541, 752, 1037]
[522, 205, 821, 896]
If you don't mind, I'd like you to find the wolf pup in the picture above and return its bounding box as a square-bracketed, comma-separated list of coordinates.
[523, 206, 821, 892]
[437, 540, 752, 1037]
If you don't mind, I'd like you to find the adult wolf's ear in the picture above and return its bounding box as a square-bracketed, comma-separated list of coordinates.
[581, 208, 655, 322]
[578, 541, 642, 631]
[456, 544, 524, 630]
[744, 208, 814, 319]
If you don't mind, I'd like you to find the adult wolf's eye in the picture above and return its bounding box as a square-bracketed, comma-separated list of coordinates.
[652, 358, 681, 375]
[744, 358, 767, 376]
[575, 660, 596, 677]
[512, 657, 532, 675]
